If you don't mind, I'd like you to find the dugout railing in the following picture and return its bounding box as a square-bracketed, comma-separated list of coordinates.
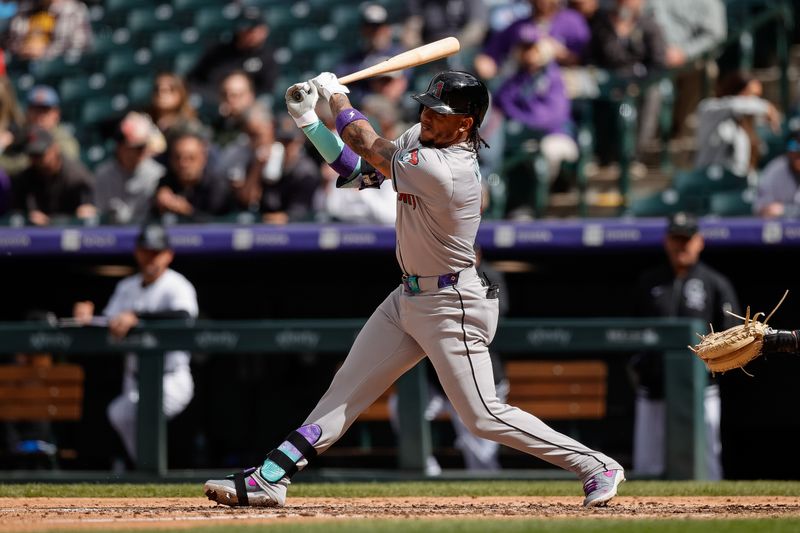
[0, 317, 707, 481]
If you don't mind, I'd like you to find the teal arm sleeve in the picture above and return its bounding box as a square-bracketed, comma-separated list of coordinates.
[302, 120, 361, 179]
[302, 121, 344, 162]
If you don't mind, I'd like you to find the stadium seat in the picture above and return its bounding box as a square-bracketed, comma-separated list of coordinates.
[126, 6, 179, 34]
[30, 53, 86, 85]
[104, 49, 155, 80]
[330, 5, 362, 34]
[709, 189, 756, 216]
[91, 29, 132, 57]
[243, 0, 285, 8]
[173, 51, 203, 76]
[150, 29, 201, 56]
[59, 74, 109, 111]
[193, 6, 238, 36]
[104, 0, 154, 26]
[81, 96, 128, 128]
[289, 27, 336, 56]
[314, 49, 346, 73]
[127, 75, 155, 108]
[173, 0, 220, 11]
[628, 189, 690, 217]
[673, 166, 748, 195]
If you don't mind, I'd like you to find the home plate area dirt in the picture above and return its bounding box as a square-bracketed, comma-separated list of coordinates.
[1, 496, 800, 531]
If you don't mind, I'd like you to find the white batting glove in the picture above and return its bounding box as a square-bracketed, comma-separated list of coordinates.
[285, 82, 319, 128]
[311, 72, 349, 101]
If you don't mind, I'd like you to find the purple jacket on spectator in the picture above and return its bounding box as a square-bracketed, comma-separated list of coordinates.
[494, 62, 571, 135]
[482, 9, 590, 65]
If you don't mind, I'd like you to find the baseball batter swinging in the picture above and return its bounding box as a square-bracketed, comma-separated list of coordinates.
[204, 70, 625, 508]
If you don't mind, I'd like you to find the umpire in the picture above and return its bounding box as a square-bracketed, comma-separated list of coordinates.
[631, 212, 740, 479]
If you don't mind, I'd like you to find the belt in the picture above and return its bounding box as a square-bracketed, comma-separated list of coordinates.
[402, 266, 479, 294]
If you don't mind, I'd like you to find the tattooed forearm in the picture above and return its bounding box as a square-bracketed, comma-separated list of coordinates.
[330, 94, 395, 177]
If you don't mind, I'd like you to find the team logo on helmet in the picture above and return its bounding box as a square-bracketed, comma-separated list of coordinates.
[433, 81, 444, 98]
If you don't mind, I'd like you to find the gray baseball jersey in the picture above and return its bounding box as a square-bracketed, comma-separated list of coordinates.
[292, 121, 622, 485]
[391, 124, 481, 276]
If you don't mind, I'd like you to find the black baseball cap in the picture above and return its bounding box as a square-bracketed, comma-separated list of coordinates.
[136, 224, 172, 251]
[666, 212, 699, 238]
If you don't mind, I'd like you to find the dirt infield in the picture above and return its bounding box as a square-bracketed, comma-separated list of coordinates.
[1, 496, 799, 531]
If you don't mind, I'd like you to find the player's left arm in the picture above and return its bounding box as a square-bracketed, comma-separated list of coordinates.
[328, 93, 396, 179]
[285, 77, 392, 190]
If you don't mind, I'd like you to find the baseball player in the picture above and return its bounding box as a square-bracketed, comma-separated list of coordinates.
[73, 224, 198, 462]
[204, 70, 625, 507]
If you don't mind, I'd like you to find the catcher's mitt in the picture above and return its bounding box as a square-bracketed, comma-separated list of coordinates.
[689, 290, 797, 374]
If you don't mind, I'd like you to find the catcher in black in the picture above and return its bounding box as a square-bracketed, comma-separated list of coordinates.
[631, 212, 740, 479]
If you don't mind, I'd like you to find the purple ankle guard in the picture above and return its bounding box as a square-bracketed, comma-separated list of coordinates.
[336, 108, 368, 136]
[260, 424, 322, 482]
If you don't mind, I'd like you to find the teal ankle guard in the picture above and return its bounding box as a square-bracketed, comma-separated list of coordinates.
[260, 424, 321, 482]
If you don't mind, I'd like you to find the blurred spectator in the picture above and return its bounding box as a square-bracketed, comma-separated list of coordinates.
[72, 223, 197, 464]
[337, 4, 406, 105]
[475, 0, 590, 80]
[147, 72, 201, 141]
[258, 112, 321, 224]
[754, 131, 800, 219]
[590, 0, 666, 159]
[3, 0, 93, 61]
[11, 125, 94, 225]
[0, 74, 27, 175]
[24, 84, 78, 160]
[590, 0, 665, 79]
[216, 102, 272, 213]
[187, 5, 277, 102]
[402, 0, 487, 69]
[212, 70, 255, 148]
[215, 106, 320, 222]
[568, 0, 599, 23]
[646, 0, 725, 69]
[94, 112, 166, 224]
[631, 212, 739, 480]
[694, 71, 780, 178]
[153, 131, 232, 220]
[645, 0, 726, 136]
[480, 24, 578, 216]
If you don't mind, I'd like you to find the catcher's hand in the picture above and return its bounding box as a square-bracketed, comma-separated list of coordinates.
[689, 291, 795, 373]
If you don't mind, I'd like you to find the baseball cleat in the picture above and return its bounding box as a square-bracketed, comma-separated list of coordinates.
[204, 466, 289, 507]
[582, 469, 625, 508]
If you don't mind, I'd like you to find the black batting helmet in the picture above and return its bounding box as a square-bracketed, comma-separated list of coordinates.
[412, 71, 489, 127]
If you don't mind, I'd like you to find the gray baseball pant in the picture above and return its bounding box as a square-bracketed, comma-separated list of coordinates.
[302, 269, 621, 480]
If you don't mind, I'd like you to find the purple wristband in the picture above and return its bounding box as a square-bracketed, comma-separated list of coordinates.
[336, 108, 368, 136]
[330, 145, 360, 177]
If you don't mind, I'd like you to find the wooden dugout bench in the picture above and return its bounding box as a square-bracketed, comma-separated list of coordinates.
[0, 363, 85, 422]
[358, 360, 608, 422]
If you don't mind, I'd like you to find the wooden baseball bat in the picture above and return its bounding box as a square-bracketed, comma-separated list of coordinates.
[291, 37, 460, 101]
[339, 36, 460, 84]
